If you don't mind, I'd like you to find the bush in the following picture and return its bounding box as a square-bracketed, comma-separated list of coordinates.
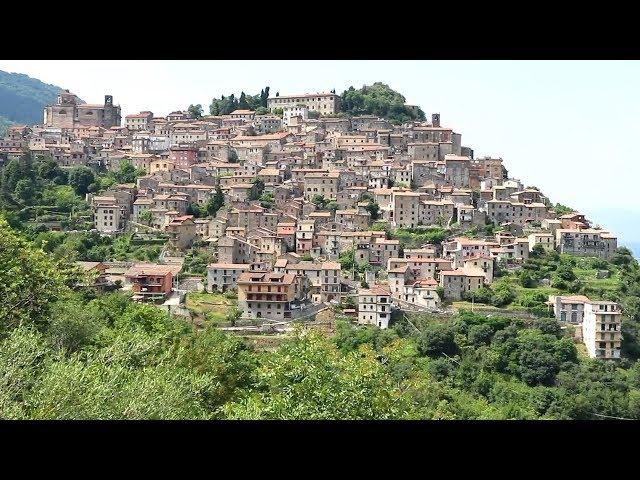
[427, 358, 455, 380]
[468, 324, 494, 346]
[417, 324, 458, 358]
[555, 266, 576, 282]
[519, 271, 536, 288]
[462, 287, 493, 304]
[491, 284, 515, 307]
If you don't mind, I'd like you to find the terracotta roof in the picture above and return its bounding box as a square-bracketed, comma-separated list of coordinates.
[125, 263, 182, 277]
[360, 285, 391, 296]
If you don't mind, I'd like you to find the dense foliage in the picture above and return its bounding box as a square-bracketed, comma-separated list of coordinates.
[389, 226, 449, 248]
[209, 87, 270, 116]
[340, 83, 426, 124]
[2, 217, 640, 419]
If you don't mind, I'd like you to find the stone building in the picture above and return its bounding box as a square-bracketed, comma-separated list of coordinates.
[555, 229, 618, 259]
[268, 92, 341, 115]
[237, 272, 300, 321]
[44, 90, 121, 129]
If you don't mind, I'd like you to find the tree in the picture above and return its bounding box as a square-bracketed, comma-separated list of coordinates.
[206, 186, 225, 216]
[553, 203, 575, 216]
[364, 201, 381, 221]
[0, 217, 70, 333]
[259, 192, 275, 209]
[187, 104, 203, 119]
[138, 209, 152, 225]
[340, 83, 426, 124]
[227, 150, 239, 163]
[519, 270, 536, 288]
[339, 248, 357, 271]
[14, 179, 35, 204]
[113, 160, 144, 184]
[311, 194, 329, 210]
[68, 166, 96, 196]
[468, 324, 494, 346]
[222, 330, 404, 420]
[248, 179, 265, 201]
[238, 92, 249, 110]
[417, 324, 458, 358]
[260, 87, 270, 107]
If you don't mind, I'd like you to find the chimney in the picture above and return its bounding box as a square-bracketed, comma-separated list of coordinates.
[431, 113, 440, 128]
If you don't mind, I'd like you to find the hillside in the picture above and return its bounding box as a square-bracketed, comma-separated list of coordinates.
[0, 70, 66, 134]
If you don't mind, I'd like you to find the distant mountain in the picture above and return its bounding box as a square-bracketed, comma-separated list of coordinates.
[0, 70, 68, 134]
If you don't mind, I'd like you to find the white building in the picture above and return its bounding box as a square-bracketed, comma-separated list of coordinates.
[583, 301, 622, 359]
[358, 285, 392, 329]
[282, 105, 309, 127]
[207, 263, 251, 293]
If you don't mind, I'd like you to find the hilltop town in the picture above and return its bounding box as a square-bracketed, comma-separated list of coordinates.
[0, 85, 624, 363]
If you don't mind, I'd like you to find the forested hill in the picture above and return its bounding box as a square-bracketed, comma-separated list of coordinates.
[0, 70, 66, 134]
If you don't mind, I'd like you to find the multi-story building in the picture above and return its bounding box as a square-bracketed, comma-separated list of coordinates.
[528, 232, 555, 251]
[391, 191, 422, 228]
[583, 301, 622, 359]
[550, 295, 591, 324]
[237, 272, 300, 321]
[207, 263, 252, 293]
[169, 145, 199, 170]
[296, 219, 316, 253]
[166, 216, 196, 250]
[124, 263, 181, 302]
[358, 285, 392, 329]
[555, 228, 618, 259]
[125, 111, 154, 131]
[268, 92, 341, 115]
[44, 91, 121, 129]
[444, 154, 470, 188]
[93, 196, 122, 233]
[439, 269, 485, 301]
[485, 200, 548, 226]
[304, 171, 341, 200]
[282, 105, 309, 126]
[274, 260, 341, 303]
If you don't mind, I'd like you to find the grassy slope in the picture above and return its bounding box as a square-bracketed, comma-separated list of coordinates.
[186, 292, 237, 325]
[453, 254, 621, 313]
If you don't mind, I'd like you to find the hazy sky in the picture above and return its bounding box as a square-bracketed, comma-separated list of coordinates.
[1, 60, 637, 245]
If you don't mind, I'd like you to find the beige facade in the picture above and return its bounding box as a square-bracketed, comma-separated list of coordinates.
[439, 269, 485, 301]
[94, 199, 122, 233]
[268, 92, 341, 115]
[237, 272, 299, 321]
[125, 111, 154, 131]
[275, 260, 341, 303]
[528, 232, 555, 251]
[486, 200, 548, 225]
[304, 171, 340, 200]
